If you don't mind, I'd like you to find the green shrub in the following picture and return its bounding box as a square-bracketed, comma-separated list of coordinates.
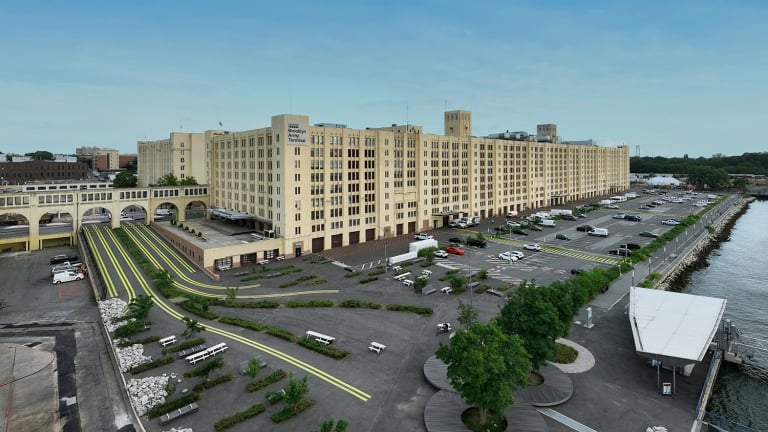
[146, 393, 200, 419]
[214, 403, 266, 431]
[177, 300, 220, 320]
[368, 266, 386, 276]
[265, 389, 286, 405]
[129, 356, 175, 374]
[385, 304, 433, 316]
[338, 299, 381, 309]
[270, 397, 316, 423]
[183, 357, 224, 378]
[246, 369, 287, 392]
[220, 299, 279, 309]
[359, 276, 378, 284]
[297, 338, 348, 359]
[192, 373, 233, 392]
[113, 320, 149, 338]
[265, 326, 297, 342]
[344, 271, 363, 278]
[138, 335, 161, 344]
[307, 279, 327, 286]
[285, 300, 334, 308]
[218, 316, 266, 332]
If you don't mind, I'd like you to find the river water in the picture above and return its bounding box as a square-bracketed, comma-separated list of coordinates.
[683, 199, 768, 431]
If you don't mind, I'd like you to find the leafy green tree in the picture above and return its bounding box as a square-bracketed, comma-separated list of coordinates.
[436, 321, 530, 426]
[26, 151, 54, 161]
[126, 294, 154, 319]
[413, 276, 428, 294]
[456, 300, 478, 328]
[182, 317, 206, 338]
[180, 176, 199, 186]
[244, 358, 263, 378]
[732, 177, 749, 193]
[157, 173, 179, 186]
[449, 275, 467, 293]
[283, 373, 310, 412]
[113, 171, 137, 188]
[497, 280, 567, 370]
[124, 158, 137, 174]
[225, 286, 239, 300]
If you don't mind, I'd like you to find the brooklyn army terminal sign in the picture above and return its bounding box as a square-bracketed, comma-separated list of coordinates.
[287, 121, 307, 145]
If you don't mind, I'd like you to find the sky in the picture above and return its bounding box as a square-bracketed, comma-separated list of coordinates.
[1, 0, 766, 158]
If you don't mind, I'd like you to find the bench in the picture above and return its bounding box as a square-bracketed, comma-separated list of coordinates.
[258, 260, 270, 265]
[185, 350, 210, 365]
[185, 342, 228, 364]
[440, 287, 453, 294]
[368, 342, 386, 355]
[306, 330, 335, 345]
[276, 256, 285, 261]
[393, 272, 410, 281]
[487, 289, 504, 297]
[159, 402, 199, 425]
[391, 265, 402, 272]
[402, 279, 414, 287]
[421, 269, 432, 276]
[423, 288, 438, 296]
[416, 275, 429, 281]
[159, 335, 177, 347]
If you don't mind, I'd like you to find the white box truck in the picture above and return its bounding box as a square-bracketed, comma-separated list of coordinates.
[539, 219, 556, 227]
[549, 209, 573, 216]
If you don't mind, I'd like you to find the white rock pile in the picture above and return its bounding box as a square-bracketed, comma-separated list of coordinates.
[126, 376, 169, 417]
[98, 297, 167, 417]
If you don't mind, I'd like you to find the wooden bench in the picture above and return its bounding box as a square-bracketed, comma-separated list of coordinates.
[159, 335, 177, 347]
[159, 402, 199, 425]
[368, 342, 386, 355]
[306, 330, 335, 345]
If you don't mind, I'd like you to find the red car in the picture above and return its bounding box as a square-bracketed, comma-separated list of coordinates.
[445, 246, 465, 256]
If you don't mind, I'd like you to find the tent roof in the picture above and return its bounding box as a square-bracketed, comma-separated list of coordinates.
[629, 287, 726, 363]
[648, 176, 682, 186]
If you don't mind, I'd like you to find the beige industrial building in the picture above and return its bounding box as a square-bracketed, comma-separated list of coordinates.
[138, 110, 629, 257]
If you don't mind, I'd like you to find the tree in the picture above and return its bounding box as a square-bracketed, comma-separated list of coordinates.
[157, 173, 179, 186]
[456, 300, 478, 328]
[225, 286, 239, 300]
[244, 358, 263, 378]
[449, 275, 467, 293]
[113, 171, 137, 188]
[124, 158, 137, 174]
[413, 276, 428, 294]
[26, 151, 54, 161]
[497, 280, 567, 370]
[436, 321, 530, 426]
[182, 317, 206, 338]
[283, 373, 310, 412]
[180, 176, 199, 186]
[732, 177, 749, 193]
[126, 294, 154, 319]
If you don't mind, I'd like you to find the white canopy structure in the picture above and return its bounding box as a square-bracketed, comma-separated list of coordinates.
[629, 287, 726, 365]
[647, 176, 682, 187]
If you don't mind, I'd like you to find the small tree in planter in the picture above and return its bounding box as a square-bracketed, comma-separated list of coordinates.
[197, 232, 203, 238]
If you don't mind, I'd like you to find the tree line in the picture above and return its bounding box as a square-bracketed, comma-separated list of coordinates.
[631, 152, 768, 176]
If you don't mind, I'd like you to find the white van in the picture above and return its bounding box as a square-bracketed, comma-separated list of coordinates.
[53, 271, 85, 284]
[155, 209, 172, 217]
[589, 228, 609, 237]
[539, 219, 556, 227]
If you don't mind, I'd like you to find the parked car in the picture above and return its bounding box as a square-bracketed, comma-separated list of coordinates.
[555, 234, 571, 241]
[498, 251, 519, 261]
[612, 213, 627, 219]
[433, 250, 448, 258]
[621, 243, 642, 250]
[414, 232, 434, 240]
[528, 225, 543, 231]
[506, 220, 521, 228]
[624, 214, 642, 221]
[494, 225, 509, 232]
[445, 246, 465, 256]
[570, 268, 584, 275]
[639, 231, 659, 238]
[508, 251, 525, 260]
[52, 271, 85, 284]
[561, 214, 578, 221]
[606, 204, 620, 209]
[576, 225, 595, 232]
[661, 219, 681, 225]
[50, 254, 79, 265]
[466, 238, 488, 248]
[576, 213, 587, 218]
[512, 228, 528, 236]
[609, 248, 633, 257]
[523, 243, 541, 251]
[448, 237, 463, 244]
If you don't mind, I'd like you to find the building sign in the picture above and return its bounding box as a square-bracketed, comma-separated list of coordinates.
[287, 122, 307, 145]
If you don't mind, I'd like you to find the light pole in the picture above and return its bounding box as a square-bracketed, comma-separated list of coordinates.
[632, 270, 635, 287]
[468, 250, 473, 306]
[648, 257, 652, 278]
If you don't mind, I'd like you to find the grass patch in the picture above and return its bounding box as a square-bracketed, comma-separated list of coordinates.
[551, 343, 578, 364]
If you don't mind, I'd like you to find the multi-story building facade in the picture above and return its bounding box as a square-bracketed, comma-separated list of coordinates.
[137, 132, 210, 186]
[0, 160, 88, 185]
[203, 110, 629, 255]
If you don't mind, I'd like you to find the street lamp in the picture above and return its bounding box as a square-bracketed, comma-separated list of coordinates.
[648, 257, 652, 278]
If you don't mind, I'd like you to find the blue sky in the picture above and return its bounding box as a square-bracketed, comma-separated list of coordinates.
[1, 0, 766, 158]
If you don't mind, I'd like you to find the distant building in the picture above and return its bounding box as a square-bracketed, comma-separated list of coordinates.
[137, 132, 211, 186]
[0, 160, 88, 184]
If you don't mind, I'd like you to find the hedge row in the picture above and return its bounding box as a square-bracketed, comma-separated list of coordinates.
[338, 299, 381, 309]
[213, 403, 266, 431]
[113, 320, 149, 338]
[219, 300, 280, 309]
[359, 276, 378, 284]
[265, 326, 297, 342]
[246, 369, 287, 392]
[270, 397, 316, 423]
[183, 357, 224, 378]
[218, 316, 266, 332]
[177, 300, 220, 320]
[385, 304, 433, 317]
[344, 271, 363, 278]
[297, 338, 349, 360]
[146, 393, 200, 419]
[284, 300, 334, 308]
[129, 356, 174, 374]
[192, 373, 234, 393]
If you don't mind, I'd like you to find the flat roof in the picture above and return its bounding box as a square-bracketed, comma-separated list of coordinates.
[629, 287, 726, 364]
